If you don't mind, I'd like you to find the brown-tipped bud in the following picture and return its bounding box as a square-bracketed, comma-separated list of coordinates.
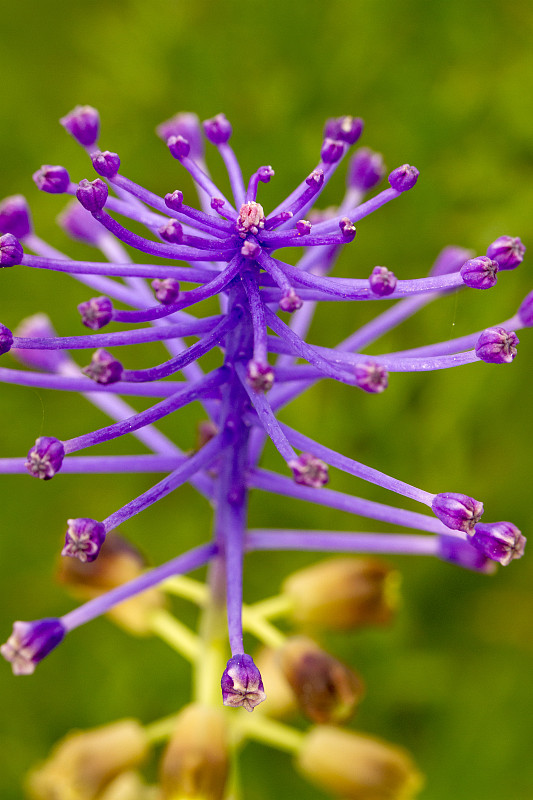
[253, 648, 298, 719]
[159, 704, 229, 800]
[297, 726, 424, 800]
[278, 636, 364, 724]
[282, 557, 399, 631]
[56, 534, 166, 635]
[26, 719, 149, 800]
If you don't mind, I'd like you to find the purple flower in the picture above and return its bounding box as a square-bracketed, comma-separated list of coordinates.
[221, 654, 266, 712]
[486, 235, 525, 270]
[33, 165, 70, 194]
[0, 106, 527, 698]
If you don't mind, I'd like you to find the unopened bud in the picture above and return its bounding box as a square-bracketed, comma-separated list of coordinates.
[91, 150, 120, 179]
[321, 138, 345, 164]
[167, 135, 190, 160]
[354, 361, 388, 393]
[475, 327, 519, 364]
[76, 178, 108, 213]
[297, 726, 423, 800]
[158, 219, 183, 244]
[0, 232, 24, 267]
[33, 165, 70, 194]
[369, 265, 397, 296]
[289, 453, 329, 488]
[0, 323, 13, 355]
[282, 557, 399, 630]
[221, 653, 266, 712]
[347, 147, 385, 191]
[82, 349, 123, 384]
[460, 256, 498, 289]
[0, 195, 32, 239]
[157, 112, 204, 161]
[57, 534, 166, 635]
[486, 235, 525, 271]
[203, 113, 232, 145]
[246, 360, 275, 392]
[26, 719, 148, 800]
[151, 278, 180, 305]
[432, 492, 483, 533]
[469, 521, 526, 566]
[388, 164, 419, 192]
[160, 704, 229, 800]
[62, 518, 106, 563]
[278, 636, 364, 724]
[78, 296, 113, 330]
[25, 436, 64, 480]
[60, 105, 100, 148]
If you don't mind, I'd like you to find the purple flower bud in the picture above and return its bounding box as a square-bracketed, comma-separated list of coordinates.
[237, 202, 265, 237]
[431, 492, 484, 533]
[339, 217, 356, 242]
[324, 116, 364, 145]
[290, 453, 329, 488]
[257, 165, 274, 183]
[0, 323, 13, 355]
[211, 197, 225, 213]
[25, 436, 65, 480]
[437, 534, 497, 573]
[306, 168, 324, 188]
[0, 233, 24, 267]
[0, 195, 32, 239]
[156, 112, 204, 160]
[246, 360, 275, 392]
[241, 239, 261, 259]
[78, 296, 113, 330]
[164, 190, 184, 211]
[486, 235, 525, 271]
[12, 314, 70, 373]
[91, 150, 120, 179]
[1, 618, 66, 675]
[388, 164, 419, 192]
[221, 654, 266, 712]
[517, 290, 533, 327]
[60, 105, 100, 148]
[354, 361, 388, 394]
[460, 256, 499, 289]
[82, 349, 123, 385]
[321, 138, 345, 164]
[158, 219, 184, 244]
[32, 165, 70, 194]
[203, 113, 232, 145]
[347, 147, 385, 191]
[296, 220, 312, 236]
[279, 289, 303, 312]
[368, 266, 398, 297]
[475, 327, 519, 364]
[62, 518, 106, 563]
[151, 278, 181, 305]
[167, 135, 191, 160]
[57, 201, 105, 245]
[469, 521, 526, 566]
[76, 179, 108, 213]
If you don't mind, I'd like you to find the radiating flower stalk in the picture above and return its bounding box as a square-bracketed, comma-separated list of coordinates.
[0, 105, 529, 799]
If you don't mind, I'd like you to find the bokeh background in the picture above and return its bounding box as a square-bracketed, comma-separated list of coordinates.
[1, 0, 533, 797]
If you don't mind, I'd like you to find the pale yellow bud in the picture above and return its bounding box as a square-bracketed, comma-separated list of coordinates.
[282, 557, 399, 631]
[159, 705, 229, 800]
[253, 647, 298, 718]
[297, 726, 423, 800]
[26, 720, 149, 800]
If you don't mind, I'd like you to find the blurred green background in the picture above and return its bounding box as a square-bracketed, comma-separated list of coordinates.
[1, 0, 533, 797]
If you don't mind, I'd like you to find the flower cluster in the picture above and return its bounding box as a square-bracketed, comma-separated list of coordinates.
[0, 105, 529, 799]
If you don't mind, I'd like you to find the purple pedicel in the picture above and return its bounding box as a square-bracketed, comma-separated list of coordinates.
[469, 521, 526, 566]
[246, 360, 275, 393]
[12, 314, 70, 373]
[82, 349, 123, 385]
[32, 165, 70, 194]
[78, 296, 114, 330]
[151, 278, 181, 305]
[0, 324, 13, 355]
[57, 201, 104, 245]
[76, 179, 109, 213]
[60, 105, 100, 148]
[25, 436, 65, 480]
[486, 235, 526, 271]
[368, 266, 397, 297]
[354, 361, 388, 393]
[0, 619, 66, 675]
[324, 116, 364, 146]
[203, 113, 232, 145]
[347, 147, 385, 191]
[320, 138, 345, 164]
[388, 164, 419, 192]
[475, 327, 519, 364]
[289, 453, 329, 488]
[460, 256, 499, 289]
[62, 518, 107, 563]
[0, 195, 32, 239]
[431, 493, 484, 533]
[91, 150, 121, 179]
[0, 233, 24, 267]
[221, 654, 266, 712]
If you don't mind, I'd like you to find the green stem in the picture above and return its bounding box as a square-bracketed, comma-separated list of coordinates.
[248, 594, 293, 620]
[242, 608, 286, 648]
[149, 608, 200, 662]
[162, 574, 208, 605]
[237, 714, 305, 754]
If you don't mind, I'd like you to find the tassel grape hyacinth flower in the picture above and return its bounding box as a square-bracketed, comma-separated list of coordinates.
[0, 106, 529, 798]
